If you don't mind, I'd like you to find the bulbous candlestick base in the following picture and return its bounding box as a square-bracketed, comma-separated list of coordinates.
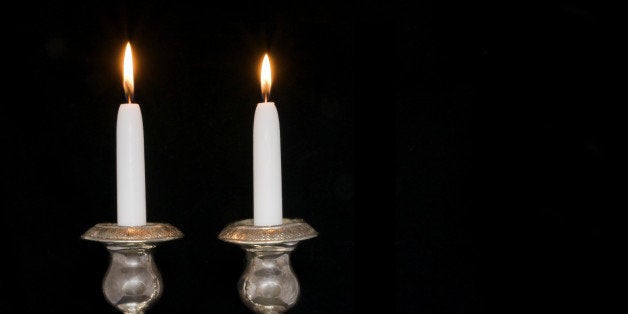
[82, 223, 183, 314]
[219, 218, 318, 314]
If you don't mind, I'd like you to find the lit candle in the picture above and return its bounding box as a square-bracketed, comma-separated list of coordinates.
[116, 42, 146, 226]
[253, 54, 283, 226]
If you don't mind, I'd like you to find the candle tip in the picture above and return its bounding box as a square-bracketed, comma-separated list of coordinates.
[123, 42, 134, 103]
[261, 54, 272, 102]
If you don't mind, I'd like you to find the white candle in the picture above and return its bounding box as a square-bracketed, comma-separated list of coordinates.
[116, 42, 146, 226]
[253, 54, 283, 226]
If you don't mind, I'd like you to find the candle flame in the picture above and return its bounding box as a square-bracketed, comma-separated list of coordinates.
[123, 42, 134, 104]
[261, 54, 272, 102]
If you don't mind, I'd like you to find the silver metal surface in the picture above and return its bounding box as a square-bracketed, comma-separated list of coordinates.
[82, 222, 183, 243]
[82, 222, 183, 313]
[219, 218, 317, 313]
[218, 218, 318, 245]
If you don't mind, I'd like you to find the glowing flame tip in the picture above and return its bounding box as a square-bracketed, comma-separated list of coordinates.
[123, 42, 134, 103]
[260, 54, 272, 102]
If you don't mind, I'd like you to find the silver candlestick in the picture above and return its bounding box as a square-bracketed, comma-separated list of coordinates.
[82, 222, 183, 314]
[219, 218, 318, 314]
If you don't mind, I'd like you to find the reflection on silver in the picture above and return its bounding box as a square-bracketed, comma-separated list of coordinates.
[219, 218, 318, 313]
[82, 222, 183, 314]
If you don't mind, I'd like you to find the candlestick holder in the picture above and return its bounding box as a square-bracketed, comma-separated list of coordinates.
[82, 222, 183, 314]
[219, 218, 318, 314]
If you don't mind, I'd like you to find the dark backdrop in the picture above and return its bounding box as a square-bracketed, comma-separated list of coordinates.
[2, 0, 621, 313]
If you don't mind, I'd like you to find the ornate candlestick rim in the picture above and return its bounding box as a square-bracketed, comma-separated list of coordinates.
[81, 222, 184, 243]
[218, 218, 318, 245]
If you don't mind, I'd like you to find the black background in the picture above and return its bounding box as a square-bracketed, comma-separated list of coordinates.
[1, 0, 622, 313]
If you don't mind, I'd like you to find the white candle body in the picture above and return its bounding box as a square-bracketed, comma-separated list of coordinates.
[116, 103, 147, 226]
[253, 102, 283, 226]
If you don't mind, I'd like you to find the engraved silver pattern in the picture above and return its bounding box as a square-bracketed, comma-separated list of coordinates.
[218, 218, 318, 244]
[81, 222, 184, 243]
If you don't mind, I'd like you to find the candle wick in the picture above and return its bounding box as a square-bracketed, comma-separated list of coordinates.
[123, 80, 134, 104]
